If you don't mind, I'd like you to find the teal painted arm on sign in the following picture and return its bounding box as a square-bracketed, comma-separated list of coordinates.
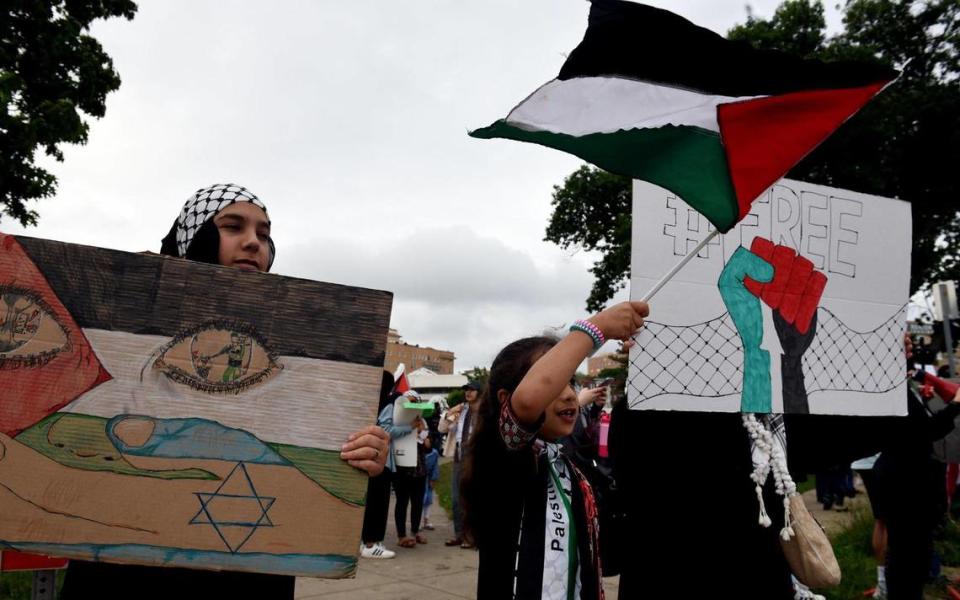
[719, 247, 774, 413]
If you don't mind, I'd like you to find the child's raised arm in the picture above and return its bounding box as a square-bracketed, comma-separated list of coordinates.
[510, 301, 649, 425]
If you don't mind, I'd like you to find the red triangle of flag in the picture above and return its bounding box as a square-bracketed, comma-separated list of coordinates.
[718, 81, 887, 220]
[0, 234, 111, 436]
[393, 371, 410, 394]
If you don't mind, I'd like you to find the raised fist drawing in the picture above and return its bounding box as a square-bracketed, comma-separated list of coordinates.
[718, 246, 775, 413]
[743, 237, 828, 414]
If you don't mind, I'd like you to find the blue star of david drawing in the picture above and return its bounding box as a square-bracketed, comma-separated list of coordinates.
[189, 461, 276, 553]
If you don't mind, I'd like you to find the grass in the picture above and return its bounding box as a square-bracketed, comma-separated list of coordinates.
[0, 570, 64, 600]
[437, 460, 455, 518]
[817, 508, 960, 600]
[817, 507, 877, 599]
[797, 474, 816, 495]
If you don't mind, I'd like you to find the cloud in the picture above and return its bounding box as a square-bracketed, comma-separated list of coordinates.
[283, 226, 588, 303]
[281, 227, 604, 368]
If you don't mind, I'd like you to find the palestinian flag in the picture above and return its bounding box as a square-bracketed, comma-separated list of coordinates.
[470, 0, 898, 232]
[393, 363, 411, 394]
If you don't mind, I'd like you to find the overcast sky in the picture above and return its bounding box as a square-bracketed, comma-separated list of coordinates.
[5, 0, 845, 371]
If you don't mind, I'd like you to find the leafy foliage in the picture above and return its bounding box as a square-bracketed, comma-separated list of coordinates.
[445, 388, 465, 407]
[547, 0, 960, 309]
[460, 366, 490, 387]
[1, 0, 137, 225]
[545, 166, 632, 312]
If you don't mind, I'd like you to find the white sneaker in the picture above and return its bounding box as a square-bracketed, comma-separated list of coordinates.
[360, 542, 395, 559]
[792, 577, 825, 600]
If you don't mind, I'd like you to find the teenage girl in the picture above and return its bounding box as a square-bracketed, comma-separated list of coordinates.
[60, 183, 389, 600]
[461, 300, 648, 600]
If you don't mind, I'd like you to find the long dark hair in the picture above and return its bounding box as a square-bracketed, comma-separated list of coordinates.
[378, 370, 395, 413]
[460, 335, 557, 545]
[160, 219, 221, 265]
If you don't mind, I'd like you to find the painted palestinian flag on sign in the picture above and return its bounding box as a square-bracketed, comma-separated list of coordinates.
[470, 0, 898, 232]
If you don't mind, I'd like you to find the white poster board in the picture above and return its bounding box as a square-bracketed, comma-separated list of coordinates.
[628, 179, 910, 416]
[392, 402, 419, 467]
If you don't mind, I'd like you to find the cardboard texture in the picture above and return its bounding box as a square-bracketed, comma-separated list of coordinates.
[0, 234, 393, 577]
[628, 179, 910, 416]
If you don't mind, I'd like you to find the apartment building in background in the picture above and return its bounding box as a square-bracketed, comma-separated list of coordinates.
[385, 328, 455, 375]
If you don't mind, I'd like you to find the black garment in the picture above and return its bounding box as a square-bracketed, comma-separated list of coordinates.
[815, 463, 853, 509]
[360, 370, 397, 545]
[561, 403, 623, 576]
[61, 561, 294, 600]
[560, 402, 602, 463]
[857, 466, 885, 519]
[882, 458, 944, 600]
[393, 467, 426, 537]
[610, 408, 795, 600]
[874, 388, 958, 600]
[361, 469, 393, 544]
[427, 407, 444, 452]
[456, 407, 474, 461]
[469, 430, 602, 600]
[609, 389, 960, 600]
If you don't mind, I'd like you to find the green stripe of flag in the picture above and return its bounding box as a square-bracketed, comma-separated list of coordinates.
[470, 121, 739, 232]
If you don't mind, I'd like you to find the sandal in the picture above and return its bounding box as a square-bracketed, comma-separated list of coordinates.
[444, 537, 463, 547]
[415, 533, 428, 544]
[398, 537, 416, 548]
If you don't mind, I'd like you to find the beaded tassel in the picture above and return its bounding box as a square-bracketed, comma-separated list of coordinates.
[742, 413, 797, 540]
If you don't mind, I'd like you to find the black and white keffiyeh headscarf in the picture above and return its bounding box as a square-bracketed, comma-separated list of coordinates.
[160, 183, 275, 270]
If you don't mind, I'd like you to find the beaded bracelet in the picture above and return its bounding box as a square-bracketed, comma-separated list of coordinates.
[569, 319, 605, 351]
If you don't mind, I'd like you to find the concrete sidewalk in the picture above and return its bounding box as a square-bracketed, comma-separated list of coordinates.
[294, 476, 874, 598]
[296, 491, 620, 599]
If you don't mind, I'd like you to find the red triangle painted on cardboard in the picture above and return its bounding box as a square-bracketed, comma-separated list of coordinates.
[0, 234, 111, 436]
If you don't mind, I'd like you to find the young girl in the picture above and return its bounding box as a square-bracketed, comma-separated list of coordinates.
[421, 431, 441, 531]
[462, 301, 648, 600]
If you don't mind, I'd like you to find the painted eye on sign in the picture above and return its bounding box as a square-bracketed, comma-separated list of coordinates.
[0, 286, 71, 369]
[150, 319, 282, 394]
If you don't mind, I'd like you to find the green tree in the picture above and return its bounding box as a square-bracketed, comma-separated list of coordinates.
[595, 351, 629, 401]
[545, 166, 632, 312]
[446, 389, 465, 407]
[461, 366, 490, 387]
[1, 0, 137, 226]
[547, 0, 960, 310]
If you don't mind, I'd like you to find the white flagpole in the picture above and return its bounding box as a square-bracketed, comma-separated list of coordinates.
[639, 228, 720, 302]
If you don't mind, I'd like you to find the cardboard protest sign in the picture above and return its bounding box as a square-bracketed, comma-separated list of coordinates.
[0, 234, 392, 577]
[628, 179, 909, 416]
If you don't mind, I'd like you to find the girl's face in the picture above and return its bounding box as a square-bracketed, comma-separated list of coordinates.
[539, 384, 579, 441]
[214, 203, 271, 272]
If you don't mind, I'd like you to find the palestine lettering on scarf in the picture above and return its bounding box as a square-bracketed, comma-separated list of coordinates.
[548, 485, 565, 551]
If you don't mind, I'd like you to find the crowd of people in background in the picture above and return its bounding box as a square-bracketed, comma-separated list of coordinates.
[357, 367, 621, 563]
